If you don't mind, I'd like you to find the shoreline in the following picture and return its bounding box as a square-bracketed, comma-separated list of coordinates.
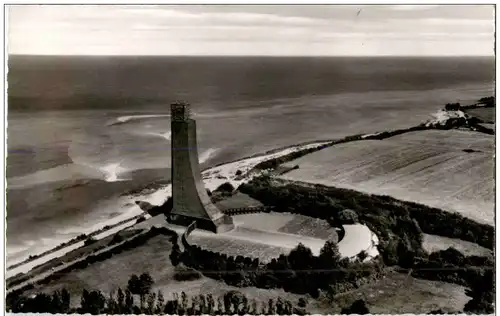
[7, 99, 494, 279]
[6, 138, 336, 276]
[7, 213, 145, 271]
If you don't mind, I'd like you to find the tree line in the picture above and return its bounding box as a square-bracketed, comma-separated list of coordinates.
[237, 176, 494, 313]
[6, 272, 312, 315]
[178, 227, 385, 299]
[7, 226, 178, 294]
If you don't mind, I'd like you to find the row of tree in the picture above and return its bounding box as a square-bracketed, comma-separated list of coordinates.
[447, 96, 495, 111]
[240, 176, 493, 251]
[408, 248, 494, 314]
[237, 176, 494, 313]
[8, 226, 178, 296]
[179, 230, 385, 298]
[7, 272, 312, 315]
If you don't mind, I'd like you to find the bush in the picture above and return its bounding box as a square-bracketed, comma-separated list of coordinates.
[338, 209, 358, 224]
[84, 237, 97, 246]
[215, 182, 235, 193]
[173, 264, 202, 281]
[478, 96, 494, 107]
[341, 299, 369, 314]
[445, 103, 461, 111]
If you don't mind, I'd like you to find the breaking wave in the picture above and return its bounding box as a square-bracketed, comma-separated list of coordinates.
[6, 160, 132, 188]
[107, 114, 170, 126]
[144, 131, 171, 140]
[199, 148, 219, 164]
[98, 161, 130, 182]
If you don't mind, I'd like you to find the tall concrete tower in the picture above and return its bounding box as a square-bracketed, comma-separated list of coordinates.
[168, 102, 234, 233]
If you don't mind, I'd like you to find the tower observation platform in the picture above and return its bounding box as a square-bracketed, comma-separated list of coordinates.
[168, 102, 234, 233]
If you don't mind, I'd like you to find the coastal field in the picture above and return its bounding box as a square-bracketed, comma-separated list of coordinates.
[281, 129, 494, 224]
[323, 270, 469, 314]
[464, 107, 495, 123]
[22, 233, 313, 311]
[422, 234, 493, 257]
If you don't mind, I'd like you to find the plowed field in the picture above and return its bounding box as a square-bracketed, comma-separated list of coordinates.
[281, 130, 494, 224]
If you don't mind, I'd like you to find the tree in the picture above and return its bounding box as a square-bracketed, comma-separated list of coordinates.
[198, 294, 207, 314]
[139, 293, 146, 312]
[338, 209, 359, 224]
[341, 299, 369, 314]
[124, 289, 134, 314]
[156, 290, 165, 314]
[217, 296, 225, 314]
[294, 297, 308, 315]
[127, 274, 140, 294]
[80, 289, 89, 313]
[288, 243, 314, 270]
[239, 295, 249, 315]
[165, 299, 178, 315]
[22, 293, 52, 313]
[357, 250, 369, 262]
[191, 294, 200, 314]
[165, 293, 179, 315]
[50, 291, 63, 313]
[464, 269, 494, 314]
[216, 182, 235, 193]
[250, 299, 258, 314]
[138, 272, 154, 295]
[106, 290, 118, 314]
[170, 243, 182, 266]
[319, 240, 342, 267]
[284, 300, 293, 315]
[267, 298, 276, 315]
[84, 237, 97, 246]
[223, 292, 233, 313]
[276, 297, 285, 315]
[445, 103, 461, 111]
[206, 294, 215, 314]
[117, 288, 125, 312]
[147, 292, 157, 314]
[180, 291, 188, 314]
[80, 290, 106, 315]
[136, 216, 146, 224]
[61, 288, 71, 313]
[478, 96, 494, 107]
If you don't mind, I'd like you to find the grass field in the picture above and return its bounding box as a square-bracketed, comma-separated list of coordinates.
[318, 270, 469, 314]
[189, 234, 289, 262]
[464, 107, 495, 123]
[24, 233, 315, 311]
[278, 214, 338, 241]
[422, 233, 493, 257]
[23, 234, 176, 302]
[281, 129, 494, 224]
[214, 192, 264, 210]
[21, 219, 470, 314]
[7, 228, 142, 283]
[186, 212, 338, 260]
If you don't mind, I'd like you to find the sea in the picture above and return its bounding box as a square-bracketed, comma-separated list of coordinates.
[6, 56, 495, 266]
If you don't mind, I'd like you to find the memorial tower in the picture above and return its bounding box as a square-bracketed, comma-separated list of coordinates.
[168, 102, 234, 233]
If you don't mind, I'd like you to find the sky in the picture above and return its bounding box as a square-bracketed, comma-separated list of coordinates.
[7, 4, 495, 56]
